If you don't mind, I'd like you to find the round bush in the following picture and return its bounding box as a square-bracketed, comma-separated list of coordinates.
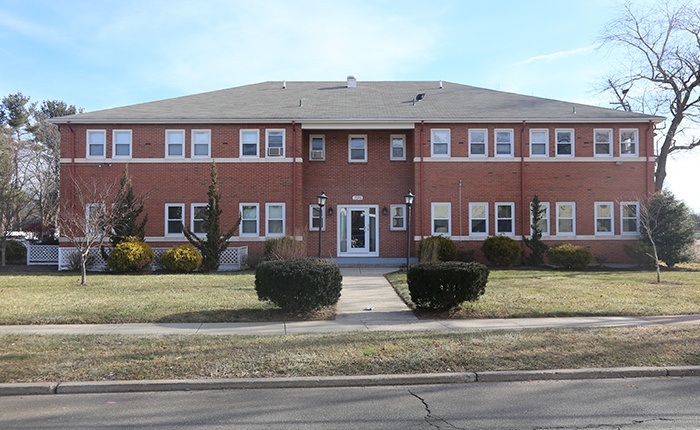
[407, 261, 489, 311]
[4, 240, 27, 264]
[161, 244, 202, 273]
[418, 236, 456, 262]
[106, 237, 154, 272]
[255, 258, 342, 313]
[546, 243, 592, 270]
[481, 236, 522, 266]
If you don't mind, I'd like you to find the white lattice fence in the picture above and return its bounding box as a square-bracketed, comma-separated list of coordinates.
[26, 245, 59, 266]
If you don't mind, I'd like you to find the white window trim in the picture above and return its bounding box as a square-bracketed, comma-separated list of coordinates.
[348, 134, 368, 163]
[389, 204, 406, 231]
[619, 128, 639, 157]
[594, 128, 613, 157]
[495, 202, 516, 236]
[309, 205, 326, 231]
[495, 129, 514, 157]
[555, 129, 575, 157]
[165, 129, 185, 158]
[239, 203, 260, 237]
[309, 134, 325, 161]
[390, 134, 406, 161]
[529, 129, 549, 157]
[265, 129, 286, 158]
[112, 130, 132, 159]
[620, 201, 640, 235]
[431, 202, 451, 236]
[165, 203, 185, 237]
[265, 203, 286, 237]
[556, 202, 576, 236]
[530, 201, 550, 237]
[469, 202, 489, 236]
[86, 129, 106, 159]
[430, 129, 451, 157]
[191, 129, 211, 158]
[240, 129, 260, 158]
[595, 201, 615, 236]
[190, 203, 207, 237]
[468, 129, 488, 158]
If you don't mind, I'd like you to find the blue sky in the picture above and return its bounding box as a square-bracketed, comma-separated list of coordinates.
[2, 0, 697, 211]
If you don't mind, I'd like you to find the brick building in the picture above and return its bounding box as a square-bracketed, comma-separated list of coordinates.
[53, 78, 662, 266]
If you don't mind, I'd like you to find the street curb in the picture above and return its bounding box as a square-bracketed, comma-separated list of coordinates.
[1, 366, 698, 397]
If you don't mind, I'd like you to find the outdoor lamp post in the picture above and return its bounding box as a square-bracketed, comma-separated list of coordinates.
[317, 192, 328, 258]
[404, 190, 415, 270]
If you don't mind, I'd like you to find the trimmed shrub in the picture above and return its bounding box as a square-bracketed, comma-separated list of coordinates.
[106, 236, 154, 272]
[264, 236, 305, 261]
[255, 258, 342, 313]
[623, 241, 656, 267]
[546, 243, 592, 270]
[481, 236, 522, 266]
[161, 244, 202, 273]
[4, 240, 26, 264]
[407, 261, 489, 311]
[419, 236, 456, 262]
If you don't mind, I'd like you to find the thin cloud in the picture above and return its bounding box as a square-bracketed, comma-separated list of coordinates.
[517, 43, 602, 65]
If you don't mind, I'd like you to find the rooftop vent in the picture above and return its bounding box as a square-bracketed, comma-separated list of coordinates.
[347, 75, 357, 88]
[439, 80, 443, 89]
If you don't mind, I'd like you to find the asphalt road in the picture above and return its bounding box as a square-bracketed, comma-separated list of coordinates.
[1, 377, 699, 429]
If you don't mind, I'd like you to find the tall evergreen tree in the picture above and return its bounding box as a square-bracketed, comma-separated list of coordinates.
[640, 190, 696, 269]
[101, 167, 148, 259]
[524, 195, 548, 266]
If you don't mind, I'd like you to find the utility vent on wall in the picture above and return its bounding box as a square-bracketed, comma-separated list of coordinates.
[310, 150, 325, 160]
[268, 147, 282, 157]
[347, 75, 357, 88]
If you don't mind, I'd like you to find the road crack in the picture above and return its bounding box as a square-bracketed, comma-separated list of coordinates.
[408, 389, 466, 429]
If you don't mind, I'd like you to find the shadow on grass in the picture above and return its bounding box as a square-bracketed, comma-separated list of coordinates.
[155, 307, 335, 323]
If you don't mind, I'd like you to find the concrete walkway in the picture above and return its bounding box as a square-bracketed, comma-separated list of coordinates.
[1, 267, 699, 336]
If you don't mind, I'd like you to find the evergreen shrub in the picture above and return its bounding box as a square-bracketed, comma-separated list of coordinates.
[161, 244, 202, 273]
[418, 236, 456, 262]
[106, 236, 154, 272]
[546, 243, 592, 270]
[407, 261, 489, 311]
[481, 236, 522, 266]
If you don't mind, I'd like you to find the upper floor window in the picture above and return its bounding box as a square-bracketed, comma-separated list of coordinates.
[495, 202, 515, 235]
[620, 202, 640, 235]
[469, 129, 488, 157]
[529, 129, 549, 157]
[390, 135, 406, 161]
[349, 135, 367, 162]
[469, 202, 488, 236]
[495, 129, 514, 157]
[240, 130, 260, 158]
[431, 129, 450, 157]
[594, 129, 613, 156]
[165, 203, 185, 236]
[266, 130, 285, 158]
[595, 202, 614, 235]
[191, 203, 207, 235]
[556, 202, 576, 236]
[308, 135, 325, 161]
[555, 129, 574, 157]
[431, 202, 451, 236]
[112, 130, 132, 158]
[192, 130, 211, 158]
[390, 204, 406, 230]
[620, 129, 638, 156]
[240, 203, 259, 236]
[86, 130, 106, 158]
[166, 130, 185, 158]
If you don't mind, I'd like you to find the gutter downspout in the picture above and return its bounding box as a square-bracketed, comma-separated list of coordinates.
[68, 122, 75, 210]
[292, 121, 297, 235]
[419, 121, 425, 239]
[520, 121, 527, 244]
[646, 120, 653, 196]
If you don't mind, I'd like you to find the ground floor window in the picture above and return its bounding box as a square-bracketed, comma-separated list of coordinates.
[191, 203, 207, 235]
[469, 202, 488, 236]
[495, 202, 515, 235]
[266, 203, 285, 236]
[390, 204, 406, 230]
[431, 203, 451, 236]
[556, 202, 576, 236]
[240, 203, 259, 236]
[620, 202, 640, 234]
[530, 201, 550, 236]
[595, 202, 614, 235]
[309, 205, 325, 231]
[165, 204, 185, 236]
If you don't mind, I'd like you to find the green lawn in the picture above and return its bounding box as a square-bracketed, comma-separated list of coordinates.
[387, 266, 700, 318]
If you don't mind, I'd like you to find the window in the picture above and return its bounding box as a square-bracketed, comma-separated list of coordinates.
[555, 129, 574, 157]
[166, 130, 185, 158]
[86, 130, 106, 158]
[112, 130, 132, 158]
[309, 205, 325, 231]
[469, 202, 489, 236]
[192, 130, 211, 157]
[240, 130, 259, 157]
[529, 129, 549, 157]
[469, 129, 488, 157]
[85, 203, 106, 233]
[240, 203, 259, 236]
[390, 204, 406, 230]
[594, 129, 613, 156]
[495, 129, 514, 157]
[191, 203, 207, 235]
[495, 202, 515, 235]
[595, 202, 614, 235]
[266, 130, 285, 157]
[390, 135, 406, 161]
[431, 129, 450, 157]
[165, 204, 185, 236]
[431, 203, 451, 236]
[309, 135, 325, 161]
[620, 129, 638, 156]
[620, 202, 640, 235]
[530, 202, 550, 236]
[556, 202, 576, 236]
[348, 135, 367, 162]
[266, 203, 285, 236]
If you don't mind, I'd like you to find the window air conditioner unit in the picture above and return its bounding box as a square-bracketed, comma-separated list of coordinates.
[267, 147, 282, 157]
[310, 150, 325, 160]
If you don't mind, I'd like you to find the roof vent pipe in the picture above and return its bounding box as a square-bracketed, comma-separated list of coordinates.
[283, 80, 286, 89]
[347, 75, 357, 88]
[439, 79, 443, 89]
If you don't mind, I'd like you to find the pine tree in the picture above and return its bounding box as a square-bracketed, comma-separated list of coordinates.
[524, 195, 548, 266]
[641, 190, 696, 269]
[101, 167, 148, 260]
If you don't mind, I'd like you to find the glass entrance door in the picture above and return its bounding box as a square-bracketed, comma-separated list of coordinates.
[350, 208, 368, 253]
[338, 205, 378, 256]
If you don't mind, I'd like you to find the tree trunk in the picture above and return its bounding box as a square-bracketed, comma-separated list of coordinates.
[80, 253, 88, 286]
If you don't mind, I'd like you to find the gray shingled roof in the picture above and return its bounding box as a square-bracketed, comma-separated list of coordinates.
[52, 80, 664, 124]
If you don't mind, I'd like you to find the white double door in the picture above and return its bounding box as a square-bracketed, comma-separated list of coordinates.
[337, 205, 378, 256]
